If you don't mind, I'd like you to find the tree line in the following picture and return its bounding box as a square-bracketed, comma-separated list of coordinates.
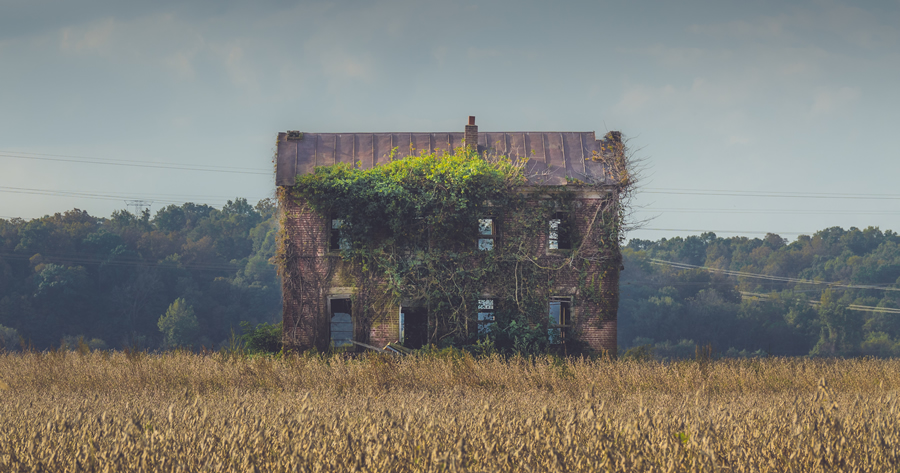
[620, 227, 900, 358]
[0, 199, 280, 351]
[2, 199, 899, 357]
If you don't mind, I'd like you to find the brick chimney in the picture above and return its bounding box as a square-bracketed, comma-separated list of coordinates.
[464, 116, 478, 151]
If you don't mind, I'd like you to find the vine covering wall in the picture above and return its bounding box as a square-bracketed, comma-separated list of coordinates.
[277, 142, 626, 355]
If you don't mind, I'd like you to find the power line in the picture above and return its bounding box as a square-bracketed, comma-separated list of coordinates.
[0, 150, 271, 175]
[637, 228, 813, 235]
[649, 258, 900, 292]
[741, 291, 900, 315]
[0, 185, 269, 206]
[0, 251, 241, 272]
[641, 207, 900, 216]
[643, 187, 900, 200]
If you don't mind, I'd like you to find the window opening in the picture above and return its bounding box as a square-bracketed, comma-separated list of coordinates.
[329, 298, 353, 348]
[330, 219, 350, 251]
[477, 299, 495, 334]
[548, 297, 571, 343]
[549, 212, 572, 250]
[478, 218, 495, 251]
[400, 307, 428, 349]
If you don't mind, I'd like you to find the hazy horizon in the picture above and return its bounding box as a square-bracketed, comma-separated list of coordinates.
[2, 0, 898, 241]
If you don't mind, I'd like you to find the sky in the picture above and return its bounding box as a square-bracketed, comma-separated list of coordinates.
[1, 0, 898, 242]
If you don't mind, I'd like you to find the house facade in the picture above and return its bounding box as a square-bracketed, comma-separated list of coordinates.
[275, 117, 624, 355]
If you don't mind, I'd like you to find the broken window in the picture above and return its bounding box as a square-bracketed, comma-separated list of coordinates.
[548, 297, 572, 344]
[329, 219, 350, 251]
[477, 299, 495, 334]
[399, 306, 428, 349]
[548, 212, 572, 250]
[329, 298, 353, 348]
[478, 218, 495, 251]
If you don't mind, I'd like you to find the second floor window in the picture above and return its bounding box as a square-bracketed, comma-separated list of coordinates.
[330, 219, 350, 251]
[548, 212, 572, 250]
[478, 218, 495, 251]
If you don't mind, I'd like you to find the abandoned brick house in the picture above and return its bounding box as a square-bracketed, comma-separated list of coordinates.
[275, 117, 625, 355]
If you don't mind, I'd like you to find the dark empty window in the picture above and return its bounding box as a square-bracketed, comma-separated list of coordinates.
[330, 298, 352, 348]
[548, 297, 571, 343]
[329, 219, 349, 251]
[549, 212, 572, 250]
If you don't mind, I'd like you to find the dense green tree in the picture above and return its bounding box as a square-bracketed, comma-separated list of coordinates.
[0, 198, 280, 350]
[158, 298, 200, 349]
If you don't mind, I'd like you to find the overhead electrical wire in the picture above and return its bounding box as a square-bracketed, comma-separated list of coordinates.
[0, 185, 270, 207]
[3, 150, 898, 232]
[643, 187, 900, 200]
[0, 251, 240, 273]
[640, 207, 900, 216]
[741, 291, 900, 315]
[0, 150, 271, 175]
[638, 228, 812, 235]
[649, 258, 900, 292]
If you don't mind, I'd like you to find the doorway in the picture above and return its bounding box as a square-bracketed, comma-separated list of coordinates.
[400, 307, 428, 349]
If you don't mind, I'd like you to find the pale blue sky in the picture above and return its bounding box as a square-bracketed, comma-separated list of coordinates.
[2, 0, 898, 241]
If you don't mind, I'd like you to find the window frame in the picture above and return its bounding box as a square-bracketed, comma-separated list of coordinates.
[327, 295, 354, 348]
[477, 217, 496, 251]
[548, 296, 573, 344]
[329, 218, 350, 252]
[548, 211, 573, 251]
[476, 298, 496, 335]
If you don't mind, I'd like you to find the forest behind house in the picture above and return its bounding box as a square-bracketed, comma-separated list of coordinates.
[1, 200, 899, 358]
[0, 199, 280, 351]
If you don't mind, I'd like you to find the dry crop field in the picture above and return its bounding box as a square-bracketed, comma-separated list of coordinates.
[1, 351, 899, 472]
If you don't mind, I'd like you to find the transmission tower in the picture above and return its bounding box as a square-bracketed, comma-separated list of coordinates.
[124, 200, 153, 216]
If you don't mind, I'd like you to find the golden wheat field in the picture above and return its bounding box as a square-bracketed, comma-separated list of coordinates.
[1, 351, 899, 472]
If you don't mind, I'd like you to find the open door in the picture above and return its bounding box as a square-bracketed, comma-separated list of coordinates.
[400, 307, 428, 349]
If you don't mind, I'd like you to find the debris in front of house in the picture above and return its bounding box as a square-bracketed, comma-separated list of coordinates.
[349, 340, 388, 353]
[384, 343, 413, 355]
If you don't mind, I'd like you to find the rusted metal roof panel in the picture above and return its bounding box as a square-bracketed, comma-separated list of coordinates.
[295, 135, 316, 178]
[412, 133, 431, 155]
[336, 134, 356, 167]
[317, 134, 335, 167]
[276, 130, 619, 187]
[545, 133, 566, 185]
[507, 133, 528, 161]
[371, 134, 390, 167]
[275, 133, 296, 186]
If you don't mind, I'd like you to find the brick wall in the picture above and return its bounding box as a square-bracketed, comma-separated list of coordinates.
[464, 123, 478, 150]
[280, 195, 332, 351]
[279, 188, 621, 354]
[369, 310, 399, 349]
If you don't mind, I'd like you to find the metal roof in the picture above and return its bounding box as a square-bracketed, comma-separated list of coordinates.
[275, 131, 621, 187]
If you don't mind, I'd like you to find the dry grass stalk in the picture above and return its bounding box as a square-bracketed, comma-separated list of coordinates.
[1, 352, 899, 471]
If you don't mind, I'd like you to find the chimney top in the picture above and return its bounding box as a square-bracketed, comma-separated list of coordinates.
[468, 116, 475, 126]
